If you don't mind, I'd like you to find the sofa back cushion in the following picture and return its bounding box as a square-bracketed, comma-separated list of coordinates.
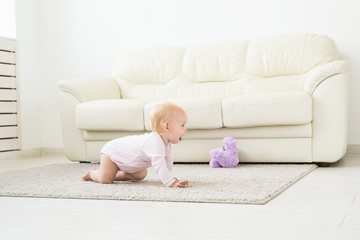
[177, 41, 248, 98]
[182, 41, 248, 82]
[113, 46, 186, 99]
[246, 34, 339, 77]
[114, 46, 185, 84]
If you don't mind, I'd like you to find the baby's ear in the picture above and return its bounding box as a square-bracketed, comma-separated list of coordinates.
[161, 121, 170, 132]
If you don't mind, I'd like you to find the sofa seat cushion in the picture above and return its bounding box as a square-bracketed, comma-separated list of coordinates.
[144, 97, 223, 130]
[222, 91, 312, 127]
[76, 99, 147, 131]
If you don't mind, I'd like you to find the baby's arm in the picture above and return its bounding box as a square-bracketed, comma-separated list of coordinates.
[169, 177, 189, 188]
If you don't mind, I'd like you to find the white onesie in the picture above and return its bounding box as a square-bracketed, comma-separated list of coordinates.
[101, 132, 175, 186]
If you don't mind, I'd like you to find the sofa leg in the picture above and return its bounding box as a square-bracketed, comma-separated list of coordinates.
[315, 162, 332, 167]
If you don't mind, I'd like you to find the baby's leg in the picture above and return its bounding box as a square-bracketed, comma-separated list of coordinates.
[81, 167, 96, 181]
[82, 154, 119, 184]
[115, 169, 148, 181]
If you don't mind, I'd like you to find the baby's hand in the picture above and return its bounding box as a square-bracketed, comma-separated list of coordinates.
[171, 177, 189, 188]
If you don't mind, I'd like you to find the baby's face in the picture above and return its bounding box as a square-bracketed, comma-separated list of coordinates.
[168, 111, 187, 144]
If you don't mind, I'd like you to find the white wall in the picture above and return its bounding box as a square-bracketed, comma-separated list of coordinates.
[14, 0, 360, 150]
[13, 0, 42, 150]
[0, 0, 16, 38]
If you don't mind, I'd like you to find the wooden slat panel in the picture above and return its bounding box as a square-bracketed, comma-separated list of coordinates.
[0, 76, 16, 88]
[0, 51, 15, 64]
[0, 37, 19, 152]
[0, 138, 20, 151]
[0, 37, 15, 52]
[0, 102, 17, 113]
[0, 63, 16, 76]
[0, 89, 17, 100]
[0, 114, 17, 126]
[0, 126, 18, 138]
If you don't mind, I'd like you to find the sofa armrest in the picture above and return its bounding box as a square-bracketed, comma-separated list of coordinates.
[58, 76, 121, 102]
[311, 72, 350, 162]
[304, 60, 350, 95]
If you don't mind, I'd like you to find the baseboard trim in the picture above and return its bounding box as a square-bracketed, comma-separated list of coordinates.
[0, 148, 64, 160]
[42, 148, 64, 156]
[346, 144, 360, 155]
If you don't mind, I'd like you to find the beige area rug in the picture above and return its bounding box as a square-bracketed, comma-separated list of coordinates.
[0, 163, 317, 204]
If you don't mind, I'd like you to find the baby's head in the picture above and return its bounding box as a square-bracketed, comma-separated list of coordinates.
[149, 102, 187, 133]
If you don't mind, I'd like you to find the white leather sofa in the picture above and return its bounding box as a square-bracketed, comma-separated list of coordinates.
[58, 33, 350, 165]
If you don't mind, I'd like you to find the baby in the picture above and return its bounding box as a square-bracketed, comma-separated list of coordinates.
[82, 102, 189, 188]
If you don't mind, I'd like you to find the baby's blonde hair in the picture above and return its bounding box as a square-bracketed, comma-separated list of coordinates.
[149, 102, 185, 132]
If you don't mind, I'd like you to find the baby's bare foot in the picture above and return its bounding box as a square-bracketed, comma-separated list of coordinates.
[82, 168, 96, 181]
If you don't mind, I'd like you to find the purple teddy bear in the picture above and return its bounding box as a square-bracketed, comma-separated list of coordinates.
[209, 137, 239, 168]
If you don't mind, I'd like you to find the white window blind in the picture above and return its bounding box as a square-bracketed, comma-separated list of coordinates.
[0, 36, 20, 152]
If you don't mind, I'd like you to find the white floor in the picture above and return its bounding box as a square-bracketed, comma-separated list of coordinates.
[0, 154, 359, 240]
